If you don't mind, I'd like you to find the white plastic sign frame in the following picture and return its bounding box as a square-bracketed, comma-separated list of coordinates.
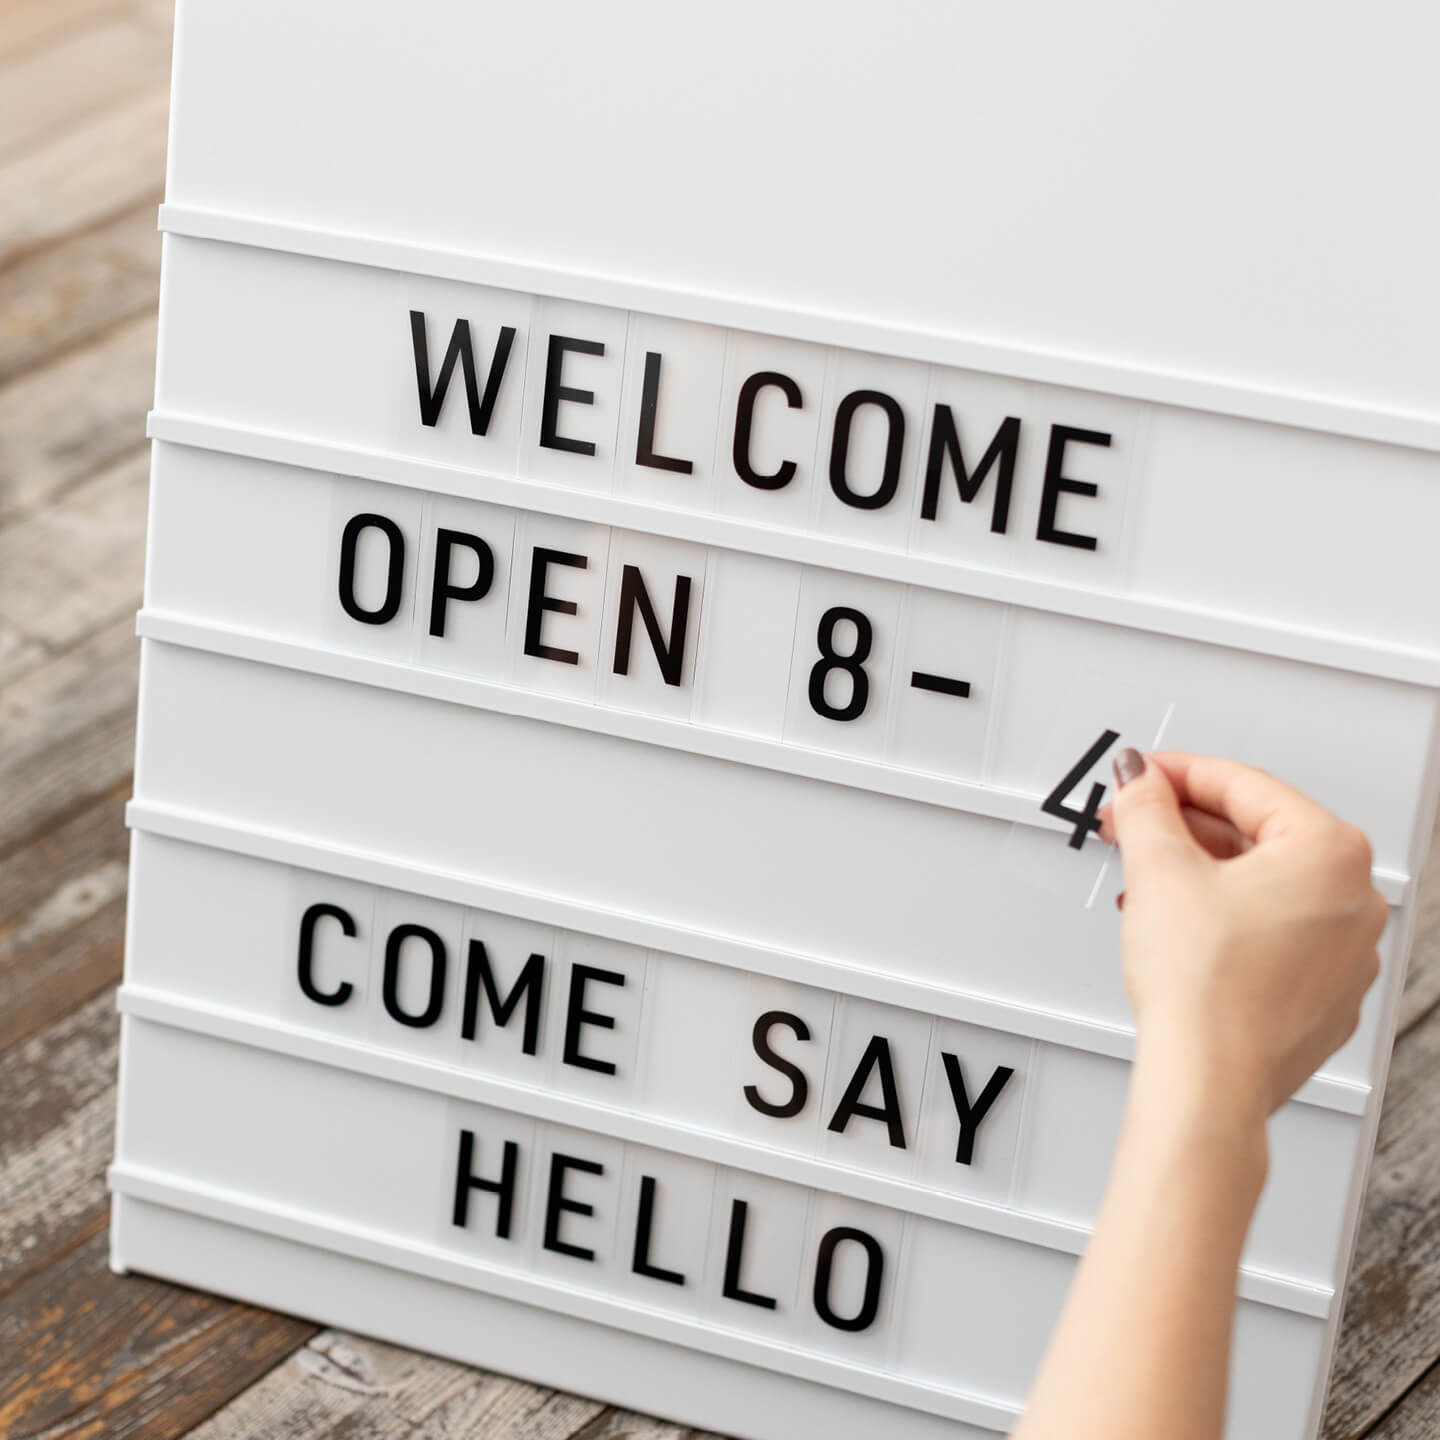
[111, 5, 1440, 1440]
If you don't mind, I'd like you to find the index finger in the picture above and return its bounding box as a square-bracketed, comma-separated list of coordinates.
[1144, 752, 1330, 844]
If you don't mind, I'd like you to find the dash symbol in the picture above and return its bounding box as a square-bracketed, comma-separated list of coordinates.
[910, 671, 971, 699]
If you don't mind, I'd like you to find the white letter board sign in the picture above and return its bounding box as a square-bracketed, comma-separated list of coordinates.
[112, 4, 1440, 1438]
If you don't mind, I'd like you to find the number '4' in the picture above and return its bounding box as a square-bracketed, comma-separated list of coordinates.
[1042, 729, 1121, 849]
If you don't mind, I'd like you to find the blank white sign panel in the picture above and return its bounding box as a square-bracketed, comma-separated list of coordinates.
[114, 5, 1440, 1440]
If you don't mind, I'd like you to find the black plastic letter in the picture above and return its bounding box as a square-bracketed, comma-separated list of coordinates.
[743, 1011, 812, 1119]
[631, 1175, 686, 1286]
[635, 352, 693, 474]
[381, 923, 447, 1029]
[733, 371, 803, 490]
[722, 1199, 777, 1309]
[1037, 424, 1109, 551]
[544, 1152, 604, 1261]
[540, 335, 604, 455]
[410, 311, 516, 435]
[296, 902, 357, 1008]
[920, 409, 1021, 534]
[612, 565, 693, 687]
[813, 1227, 884, 1332]
[942, 1053, 1016, 1165]
[338, 513, 405, 625]
[826, 1035, 907, 1149]
[562, 964, 626, 1075]
[452, 1129, 519, 1238]
[524, 547, 588, 664]
[428, 529, 495, 637]
[461, 942, 545, 1055]
[829, 390, 904, 510]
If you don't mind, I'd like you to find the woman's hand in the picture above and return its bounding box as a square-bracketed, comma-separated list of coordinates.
[1103, 750, 1387, 1127]
[1016, 754, 1387, 1440]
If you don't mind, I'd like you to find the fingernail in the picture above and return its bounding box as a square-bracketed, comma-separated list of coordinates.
[1114, 748, 1145, 787]
[1115, 891, 1126, 911]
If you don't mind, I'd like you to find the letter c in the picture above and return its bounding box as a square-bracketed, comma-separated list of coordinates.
[297, 902, 358, 1007]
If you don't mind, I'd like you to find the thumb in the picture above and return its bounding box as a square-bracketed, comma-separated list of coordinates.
[1110, 748, 1205, 872]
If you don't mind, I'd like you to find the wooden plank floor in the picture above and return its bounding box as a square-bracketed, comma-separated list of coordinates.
[0, 4, 1437, 1436]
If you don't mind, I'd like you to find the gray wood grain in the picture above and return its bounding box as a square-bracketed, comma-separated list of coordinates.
[581, 1407, 730, 1440]
[1323, 986, 1440, 1438]
[0, 611, 138, 857]
[0, 0, 133, 66]
[0, 310, 156, 524]
[0, 13, 169, 165]
[0, 1226, 315, 1440]
[0, 201, 162, 387]
[0, 86, 169, 268]
[0, 447, 148, 682]
[1364, 1356, 1440, 1440]
[0, 984, 320, 1435]
[0, 782, 129, 1052]
[182, 1331, 608, 1440]
[1395, 816, 1440, 1039]
[181, 1326, 738, 1440]
[0, 988, 117, 1299]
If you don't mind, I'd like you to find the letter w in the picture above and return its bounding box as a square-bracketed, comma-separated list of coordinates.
[410, 310, 517, 434]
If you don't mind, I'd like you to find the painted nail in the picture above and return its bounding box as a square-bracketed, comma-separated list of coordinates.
[1113, 748, 1145, 787]
[1115, 891, 1126, 911]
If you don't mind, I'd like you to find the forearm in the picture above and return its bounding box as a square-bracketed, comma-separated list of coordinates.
[1013, 1045, 1268, 1440]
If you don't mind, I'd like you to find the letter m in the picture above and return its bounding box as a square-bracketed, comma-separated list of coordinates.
[920, 408, 1021, 534]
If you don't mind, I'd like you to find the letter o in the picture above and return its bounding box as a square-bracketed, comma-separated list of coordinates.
[812, 1225, 885, 1332]
[382, 923, 447, 1029]
[338, 512, 406, 624]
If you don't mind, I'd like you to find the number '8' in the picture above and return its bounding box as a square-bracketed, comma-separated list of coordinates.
[808, 606, 873, 722]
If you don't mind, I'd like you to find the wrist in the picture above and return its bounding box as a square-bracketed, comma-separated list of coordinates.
[1127, 1031, 1271, 1202]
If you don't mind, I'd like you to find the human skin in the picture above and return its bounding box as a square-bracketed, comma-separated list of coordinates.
[1011, 750, 1388, 1440]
